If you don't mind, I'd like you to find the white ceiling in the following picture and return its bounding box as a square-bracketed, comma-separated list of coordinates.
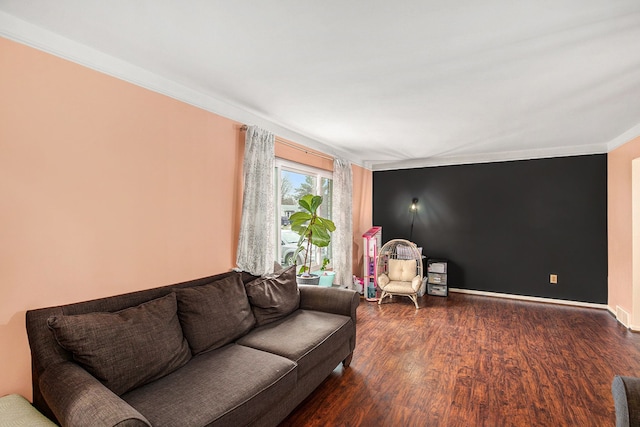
[2, 1, 640, 170]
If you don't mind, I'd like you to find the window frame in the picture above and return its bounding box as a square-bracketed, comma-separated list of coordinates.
[275, 158, 333, 271]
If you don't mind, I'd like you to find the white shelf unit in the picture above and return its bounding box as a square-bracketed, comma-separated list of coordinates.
[362, 226, 382, 301]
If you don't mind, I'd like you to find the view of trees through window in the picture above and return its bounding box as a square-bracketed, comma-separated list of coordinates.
[276, 161, 332, 271]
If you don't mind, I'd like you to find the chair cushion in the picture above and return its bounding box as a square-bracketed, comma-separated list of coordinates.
[237, 309, 352, 378]
[388, 258, 417, 282]
[47, 293, 191, 396]
[245, 265, 300, 326]
[382, 280, 417, 295]
[175, 273, 255, 355]
[122, 344, 297, 427]
[0, 394, 57, 426]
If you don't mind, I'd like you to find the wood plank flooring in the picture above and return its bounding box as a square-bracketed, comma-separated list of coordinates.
[279, 292, 640, 426]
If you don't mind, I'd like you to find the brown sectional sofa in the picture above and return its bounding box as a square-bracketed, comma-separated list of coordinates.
[26, 267, 359, 426]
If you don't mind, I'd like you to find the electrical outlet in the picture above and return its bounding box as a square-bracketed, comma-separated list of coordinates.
[550, 274, 558, 284]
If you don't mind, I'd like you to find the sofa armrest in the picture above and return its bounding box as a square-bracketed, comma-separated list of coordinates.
[613, 375, 640, 427]
[40, 362, 151, 427]
[299, 285, 359, 322]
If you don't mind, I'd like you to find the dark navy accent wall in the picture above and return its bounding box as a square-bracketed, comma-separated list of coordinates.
[373, 154, 607, 303]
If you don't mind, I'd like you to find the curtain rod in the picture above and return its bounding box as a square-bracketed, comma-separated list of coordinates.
[240, 125, 334, 162]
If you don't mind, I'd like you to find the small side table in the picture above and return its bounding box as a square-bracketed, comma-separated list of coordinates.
[0, 394, 57, 426]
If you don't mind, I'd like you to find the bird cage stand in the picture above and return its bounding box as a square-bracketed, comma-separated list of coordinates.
[362, 226, 382, 301]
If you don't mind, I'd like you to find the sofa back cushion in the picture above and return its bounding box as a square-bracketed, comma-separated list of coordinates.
[27, 270, 260, 419]
[245, 265, 300, 327]
[175, 273, 256, 355]
[47, 292, 191, 396]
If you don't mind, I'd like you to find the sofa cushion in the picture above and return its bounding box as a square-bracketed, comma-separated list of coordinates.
[175, 273, 255, 355]
[245, 265, 300, 326]
[237, 309, 352, 378]
[47, 293, 191, 396]
[122, 343, 297, 427]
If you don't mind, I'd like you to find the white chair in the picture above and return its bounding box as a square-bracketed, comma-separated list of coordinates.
[376, 239, 423, 309]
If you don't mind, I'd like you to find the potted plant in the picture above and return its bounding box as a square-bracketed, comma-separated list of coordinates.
[290, 194, 336, 285]
[314, 257, 336, 287]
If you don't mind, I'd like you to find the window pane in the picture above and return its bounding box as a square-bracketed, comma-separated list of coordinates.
[287, 170, 317, 202]
[280, 170, 317, 267]
[276, 163, 332, 272]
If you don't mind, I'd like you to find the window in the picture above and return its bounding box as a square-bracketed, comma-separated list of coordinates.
[275, 159, 333, 271]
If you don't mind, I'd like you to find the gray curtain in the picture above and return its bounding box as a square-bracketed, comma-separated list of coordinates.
[332, 158, 353, 288]
[236, 126, 275, 276]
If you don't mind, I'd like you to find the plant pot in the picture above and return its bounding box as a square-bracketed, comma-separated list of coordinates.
[312, 271, 336, 287]
[296, 274, 320, 286]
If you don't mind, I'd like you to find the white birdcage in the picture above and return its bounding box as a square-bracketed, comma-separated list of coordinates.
[376, 239, 424, 309]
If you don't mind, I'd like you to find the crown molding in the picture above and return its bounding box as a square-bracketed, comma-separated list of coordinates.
[607, 123, 640, 152]
[371, 142, 608, 171]
[0, 11, 364, 167]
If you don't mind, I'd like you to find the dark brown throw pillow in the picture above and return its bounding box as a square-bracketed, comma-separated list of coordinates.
[245, 265, 300, 327]
[47, 292, 191, 396]
[175, 273, 256, 355]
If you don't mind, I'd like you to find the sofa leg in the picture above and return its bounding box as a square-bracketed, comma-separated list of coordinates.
[342, 352, 353, 368]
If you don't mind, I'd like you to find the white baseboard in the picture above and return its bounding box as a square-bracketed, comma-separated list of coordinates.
[448, 288, 608, 310]
[606, 304, 640, 331]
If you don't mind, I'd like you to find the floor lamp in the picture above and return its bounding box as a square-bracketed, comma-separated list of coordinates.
[409, 198, 418, 241]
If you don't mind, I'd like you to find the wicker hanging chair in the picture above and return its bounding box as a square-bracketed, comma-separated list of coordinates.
[376, 239, 424, 309]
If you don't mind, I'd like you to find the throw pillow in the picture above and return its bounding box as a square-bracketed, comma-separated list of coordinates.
[245, 265, 300, 327]
[47, 292, 191, 396]
[175, 273, 256, 355]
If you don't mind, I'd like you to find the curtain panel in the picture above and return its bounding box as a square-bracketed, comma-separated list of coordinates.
[332, 158, 353, 288]
[236, 126, 275, 276]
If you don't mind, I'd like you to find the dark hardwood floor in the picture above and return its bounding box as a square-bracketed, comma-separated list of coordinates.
[279, 292, 640, 426]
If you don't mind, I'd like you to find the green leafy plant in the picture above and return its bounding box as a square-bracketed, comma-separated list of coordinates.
[320, 257, 331, 273]
[290, 194, 336, 276]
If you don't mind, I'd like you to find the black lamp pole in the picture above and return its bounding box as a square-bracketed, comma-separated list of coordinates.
[409, 198, 418, 241]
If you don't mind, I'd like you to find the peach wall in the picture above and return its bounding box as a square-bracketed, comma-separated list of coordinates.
[0, 37, 372, 399]
[608, 136, 640, 317]
[352, 164, 373, 276]
[275, 139, 334, 172]
[0, 36, 246, 399]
